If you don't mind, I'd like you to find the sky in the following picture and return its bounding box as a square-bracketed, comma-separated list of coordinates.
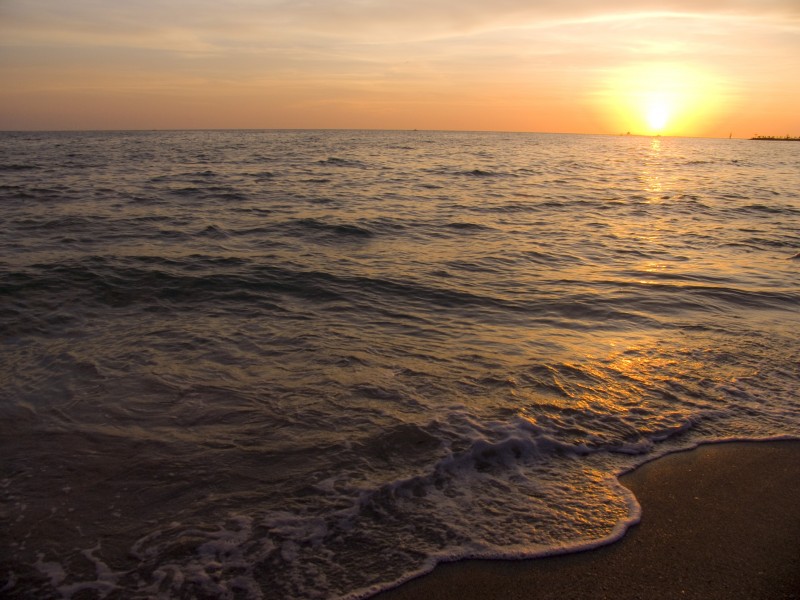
[1, 0, 799, 136]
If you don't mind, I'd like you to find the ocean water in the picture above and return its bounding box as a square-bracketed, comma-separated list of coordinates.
[1, 129, 798, 599]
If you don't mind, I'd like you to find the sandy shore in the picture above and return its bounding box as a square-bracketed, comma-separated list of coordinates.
[374, 440, 800, 600]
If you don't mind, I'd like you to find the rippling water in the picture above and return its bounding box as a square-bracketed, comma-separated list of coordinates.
[1, 130, 799, 598]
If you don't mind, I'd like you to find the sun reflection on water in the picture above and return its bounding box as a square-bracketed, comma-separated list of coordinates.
[642, 137, 666, 203]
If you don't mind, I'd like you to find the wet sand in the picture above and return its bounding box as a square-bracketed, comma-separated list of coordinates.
[374, 441, 800, 600]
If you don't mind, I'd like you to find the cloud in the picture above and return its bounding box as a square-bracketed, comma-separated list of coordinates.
[2, 0, 798, 51]
[274, 0, 800, 38]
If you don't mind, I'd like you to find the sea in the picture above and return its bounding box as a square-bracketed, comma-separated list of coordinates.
[1, 129, 798, 599]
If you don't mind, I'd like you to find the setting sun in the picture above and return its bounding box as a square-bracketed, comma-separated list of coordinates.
[645, 95, 670, 133]
[599, 63, 728, 136]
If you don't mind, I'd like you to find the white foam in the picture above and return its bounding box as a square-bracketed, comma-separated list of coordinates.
[33, 554, 65, 588]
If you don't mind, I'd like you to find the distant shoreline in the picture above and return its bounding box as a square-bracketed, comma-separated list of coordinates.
[750, 135, 800, 141]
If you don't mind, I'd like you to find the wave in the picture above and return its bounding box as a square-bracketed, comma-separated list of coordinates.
[0, 163, 41, 171]
[317, 157, 370, 169]
[246, 170, 276, 180]
[443, 222, 493, 231]
[119, 406, 695, 599]
[464, 168, 499, 177]
[427, 167, 513, 178]
[3, 129, 800, 600]
[13, 215, 105, 231]
[608, 280, 800, 312]
[0, 258, 680, 333]
[288, 218, 375, 240]
[197, 224, 229, 239]
[737, 203, 800, 216]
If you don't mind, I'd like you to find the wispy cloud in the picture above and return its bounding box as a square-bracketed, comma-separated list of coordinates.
[2, 0, 798, 48]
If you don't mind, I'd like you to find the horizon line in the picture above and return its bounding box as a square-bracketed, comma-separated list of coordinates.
[0, 126, 752, 140]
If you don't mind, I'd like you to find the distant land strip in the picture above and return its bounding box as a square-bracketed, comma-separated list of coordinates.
[750, 135, 800, 141]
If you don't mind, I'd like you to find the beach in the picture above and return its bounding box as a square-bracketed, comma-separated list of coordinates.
[375, 440, 800, 600]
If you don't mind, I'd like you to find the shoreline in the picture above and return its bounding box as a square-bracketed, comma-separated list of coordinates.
[373, 440, 800, 600]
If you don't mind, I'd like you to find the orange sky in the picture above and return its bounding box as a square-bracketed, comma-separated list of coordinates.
[1, 1, 799, 137]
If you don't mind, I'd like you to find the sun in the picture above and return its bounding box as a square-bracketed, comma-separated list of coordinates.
[645, 95, 670, 133]
[599, 63, 725, 137]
